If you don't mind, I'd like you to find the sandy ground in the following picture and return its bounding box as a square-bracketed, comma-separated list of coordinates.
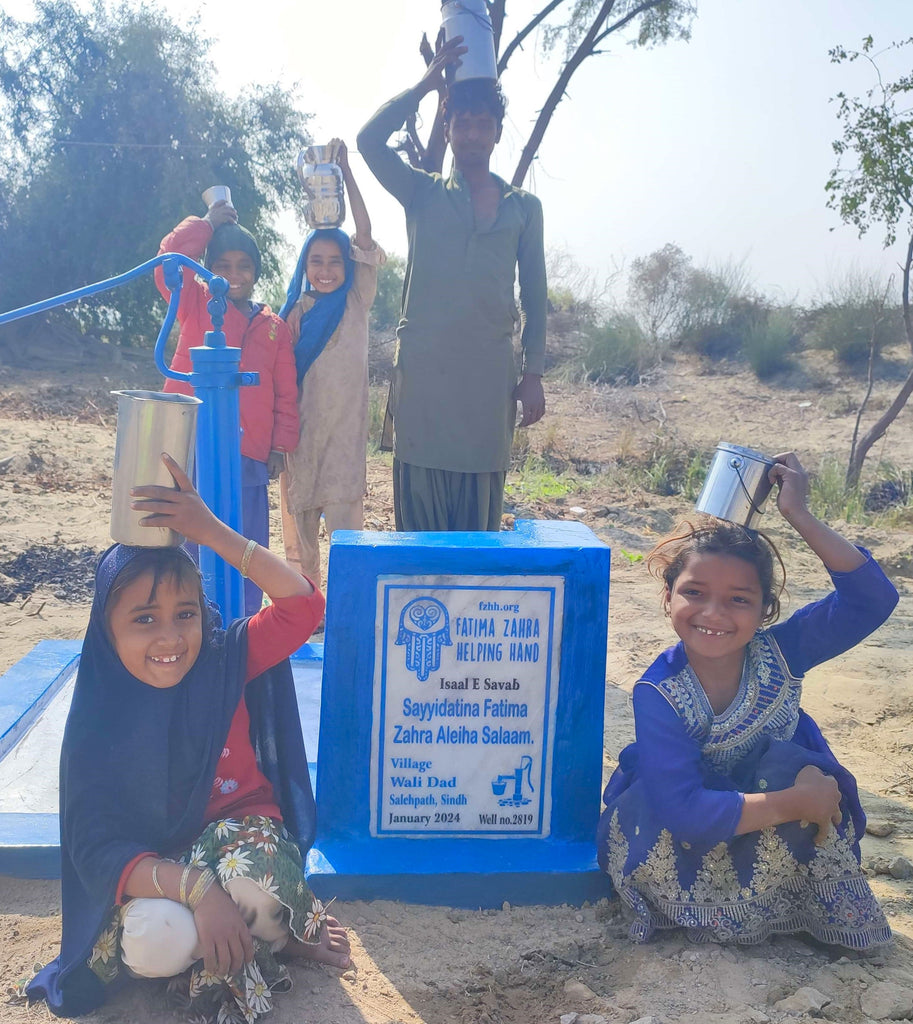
[2, 346, 913, 1024]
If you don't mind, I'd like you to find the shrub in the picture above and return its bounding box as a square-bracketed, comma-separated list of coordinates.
[505, 454, 577, 502]
[806, 271, 904, 366]
[864, 464, 912, 512]
[546, 247, 613, 327]
[627, 243, 693, 348]
[638, 445, 709, 498]
[808, 301, 904, 365]
[678, 292, 766, 360]
[579, 313, 652, 385]
[808, 458, 867, 522]
[743, 309, 797, 378]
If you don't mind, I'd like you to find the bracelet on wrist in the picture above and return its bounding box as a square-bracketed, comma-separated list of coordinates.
[187, 868, 217, 911]
[239, 538, 258, 578]
[152, 860, 169, 898]
[179, 864, 193, 906]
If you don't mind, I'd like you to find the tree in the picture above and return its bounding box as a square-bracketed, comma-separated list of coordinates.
[371, 254, 407, 334]
[0, 0, 311, 346]
[400, 0, 695, 186]
[626, 243, 693, 345]
[826, 36, 913, 490]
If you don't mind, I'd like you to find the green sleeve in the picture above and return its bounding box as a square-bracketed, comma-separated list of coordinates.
[356, 89, 429, 208]
[517, 195, 547, 375]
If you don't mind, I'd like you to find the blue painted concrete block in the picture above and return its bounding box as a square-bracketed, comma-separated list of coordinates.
[307, 520, 612, 906]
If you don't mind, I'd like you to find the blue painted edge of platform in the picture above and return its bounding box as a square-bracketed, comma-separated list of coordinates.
[0, 641, 324, 878]
[305, 839, 613, 908]
[0, 639, 81, 761]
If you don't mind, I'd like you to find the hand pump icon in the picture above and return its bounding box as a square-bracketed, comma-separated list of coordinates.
[491, 755, 534, 807]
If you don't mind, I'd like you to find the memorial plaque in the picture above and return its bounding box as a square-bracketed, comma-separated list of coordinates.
[307, 520, 611, 907]
[370, 576, 563, 837]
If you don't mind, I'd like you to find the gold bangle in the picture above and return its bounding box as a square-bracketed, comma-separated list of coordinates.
[187, 867, 213, 906]
[179, 864, 193, 907]
[152, 861, 167, 898]
[239, 538, 258, 578]
[188, 869, 217, 911]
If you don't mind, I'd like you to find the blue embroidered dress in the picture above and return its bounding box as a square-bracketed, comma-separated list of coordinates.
[598, 552, 898, 948]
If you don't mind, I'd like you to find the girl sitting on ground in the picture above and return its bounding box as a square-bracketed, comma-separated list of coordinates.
[27, 454, 349, 1022]
[598, 452, 898, 949]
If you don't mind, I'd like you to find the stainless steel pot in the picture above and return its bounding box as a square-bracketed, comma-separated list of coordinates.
[441, 0, 497, 81]
[296, 144, 346, 230]
[694, 443, 776, 528]
[110, 390, 201, 547]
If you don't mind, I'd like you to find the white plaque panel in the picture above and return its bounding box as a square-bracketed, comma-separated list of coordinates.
[370, 575, 563, 837]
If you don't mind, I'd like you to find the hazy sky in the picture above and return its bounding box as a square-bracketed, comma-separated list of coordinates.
[9, 0, 913, 302]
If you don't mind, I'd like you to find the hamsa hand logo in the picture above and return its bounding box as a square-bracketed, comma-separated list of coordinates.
[395, 597, 452, 681]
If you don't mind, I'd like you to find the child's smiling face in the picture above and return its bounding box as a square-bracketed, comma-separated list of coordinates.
[107, 570, 203, 688]
[210, 250, 257, 305]
[305, 238, 346, 294]
[667, 552, 766, 667]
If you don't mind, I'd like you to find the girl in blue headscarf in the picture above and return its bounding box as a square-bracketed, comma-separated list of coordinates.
[279, 139, 386, 590]
[27, 455, 350, 1022]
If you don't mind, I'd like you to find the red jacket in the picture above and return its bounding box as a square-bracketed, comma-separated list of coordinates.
[156, 217, 299, 462]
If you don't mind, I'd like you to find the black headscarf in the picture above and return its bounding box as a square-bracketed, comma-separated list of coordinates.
[27, 545, 316, 1016]
[204, 222, 262, 280]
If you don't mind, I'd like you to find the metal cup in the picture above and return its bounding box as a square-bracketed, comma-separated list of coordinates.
[110, 390, 201, 547]
[202, 185, 232, 207]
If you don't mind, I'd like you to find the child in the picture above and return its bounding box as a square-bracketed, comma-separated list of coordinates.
[156, 201, 300, 613]
[598, 452, 898, 949]
[278, 139, 385, 588]
[27, 454, 349, 1022]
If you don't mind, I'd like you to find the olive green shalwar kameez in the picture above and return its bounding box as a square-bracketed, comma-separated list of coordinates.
[358, 90, 547, 531]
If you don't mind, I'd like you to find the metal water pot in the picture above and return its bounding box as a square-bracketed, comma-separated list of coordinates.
[110, 390, 201, 547]
[694, 443, 776, 529]
[441, 0, 497, 82]
[296, 143, 346, 230]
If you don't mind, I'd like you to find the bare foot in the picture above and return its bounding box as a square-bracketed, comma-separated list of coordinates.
[284, 916, 351, 969]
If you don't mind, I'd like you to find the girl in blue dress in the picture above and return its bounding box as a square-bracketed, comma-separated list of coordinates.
[598, 452, 898, 948]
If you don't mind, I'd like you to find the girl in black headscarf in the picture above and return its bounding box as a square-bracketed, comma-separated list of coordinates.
[27, 454, 349, 1022]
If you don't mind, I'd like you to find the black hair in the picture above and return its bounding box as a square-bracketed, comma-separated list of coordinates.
[647, 516, 786, 624]
[443, 78, 507, 126]
[105, 547, 206, 628]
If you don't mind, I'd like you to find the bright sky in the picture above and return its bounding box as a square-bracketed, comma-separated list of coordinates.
[9, 0, 913, 302]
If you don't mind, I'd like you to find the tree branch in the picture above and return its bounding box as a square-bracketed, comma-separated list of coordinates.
[846, 291, 886, 488]
[903, 229, 913, 357]
[593, 0, 669, 47]
[488, 0, 507, 57]
[497, 0, 569, 75]
[846, 365, 913, 490]
[511, 0, 621, 187]
[422, 95, 448, 173]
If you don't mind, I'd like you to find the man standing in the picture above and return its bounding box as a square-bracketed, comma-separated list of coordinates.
[357, 37, 547, 532]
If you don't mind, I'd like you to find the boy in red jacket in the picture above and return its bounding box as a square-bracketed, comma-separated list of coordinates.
[156, 199, 300, 613]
